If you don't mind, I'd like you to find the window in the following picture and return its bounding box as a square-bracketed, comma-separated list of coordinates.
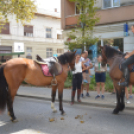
[46, 48, 53, 58]
[24, 25, 33, 37]
[0, 23, 10, 34]
[103, 0, 120, 9]
[57, 34, 62, 39]
[57, 49, 63, 54]
[46, 28, 52, 38]
[26, 47, 32, 52]
[75, 3, 81, 14]
[113, 0, 120, 7]
[26, 53, 32, 59]
[75, 3, 87, 14]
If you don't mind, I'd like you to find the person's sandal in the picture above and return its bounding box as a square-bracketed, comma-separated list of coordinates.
[77, 99, 81, 103]
[101, 95, 105, 99]
[95, 95, 100, 99]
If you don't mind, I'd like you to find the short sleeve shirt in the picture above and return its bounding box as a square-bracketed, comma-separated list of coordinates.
[80, 57, 85, 62]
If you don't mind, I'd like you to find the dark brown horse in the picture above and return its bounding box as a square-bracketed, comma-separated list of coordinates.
[101, 45, 134, 114]
[0, 51, 76, 122]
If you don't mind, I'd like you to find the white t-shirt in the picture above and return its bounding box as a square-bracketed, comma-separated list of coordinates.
[72, 62, 82, 74]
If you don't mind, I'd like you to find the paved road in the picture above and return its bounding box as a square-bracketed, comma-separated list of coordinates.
[17, 86, 134, 110]
[0, 97, 134, 134]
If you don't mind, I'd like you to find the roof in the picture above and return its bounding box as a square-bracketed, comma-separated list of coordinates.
[35, 8, 61, 19]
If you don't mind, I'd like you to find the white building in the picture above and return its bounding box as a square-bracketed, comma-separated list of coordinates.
[0, 8, 64, 62]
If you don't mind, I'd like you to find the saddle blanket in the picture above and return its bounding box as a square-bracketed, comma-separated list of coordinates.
[41, 64, 62, 77]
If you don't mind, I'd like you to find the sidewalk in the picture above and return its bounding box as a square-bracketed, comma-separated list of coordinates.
[17, 86, 134, 110]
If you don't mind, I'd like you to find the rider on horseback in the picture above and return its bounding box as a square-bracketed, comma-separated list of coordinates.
[118, 25, 134, 87]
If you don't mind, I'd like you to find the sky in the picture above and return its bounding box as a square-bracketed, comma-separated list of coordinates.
[35, 0, 61, 13]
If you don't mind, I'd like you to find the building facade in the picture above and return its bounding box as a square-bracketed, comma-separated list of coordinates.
[61, 0, 134, 52]
[0, 8, 64, 62]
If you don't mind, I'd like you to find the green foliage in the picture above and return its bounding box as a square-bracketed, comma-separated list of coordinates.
[65, 0, 100, 50]
[0, 0, 37, 31]
[22, 81, 28, 84]
[105, 73, 114, 91]
[64, 73, 114, 92]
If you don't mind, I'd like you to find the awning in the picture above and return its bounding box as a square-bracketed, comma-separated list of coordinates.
[0, 52, 25, 56]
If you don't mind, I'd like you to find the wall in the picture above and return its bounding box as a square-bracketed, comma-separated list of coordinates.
[8, 14, 62, 39]
[0, 13, 64, 60]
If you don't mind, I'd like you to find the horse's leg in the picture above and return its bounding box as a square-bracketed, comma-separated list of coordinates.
[51, 85, 57, 113]
[119, 87, 125, 111]
[7, 90, 18, 122]
[58, 83, 65, 115]
[113, 90, 121, 114]
[6, 80, 21, 122]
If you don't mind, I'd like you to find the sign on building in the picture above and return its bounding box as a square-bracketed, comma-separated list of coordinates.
[89, 44, 97, 59]
[14, 42, 24, 52]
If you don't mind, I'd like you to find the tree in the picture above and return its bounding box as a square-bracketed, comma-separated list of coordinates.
[64, 0, 99, 51]
[0, 0, 37, 30]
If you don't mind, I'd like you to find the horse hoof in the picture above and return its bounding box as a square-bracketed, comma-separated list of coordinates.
[53, 109, 57, 113]
[11, 118, 18, 123]
[61, 111, 66, 116]
[119, 105, 125, 111]
[113, 109, 119, 114]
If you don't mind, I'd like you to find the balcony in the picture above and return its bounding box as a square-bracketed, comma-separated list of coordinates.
[64, 5, 134, 29]
[0, 34, 63, 44]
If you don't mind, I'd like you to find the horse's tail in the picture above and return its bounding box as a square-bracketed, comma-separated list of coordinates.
[0, 65, 8, 112]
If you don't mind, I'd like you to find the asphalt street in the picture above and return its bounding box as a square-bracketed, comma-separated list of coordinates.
[0, 96, 134, 134]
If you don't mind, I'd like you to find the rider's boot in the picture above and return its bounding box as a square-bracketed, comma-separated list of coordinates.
[118, 67, 129, 87]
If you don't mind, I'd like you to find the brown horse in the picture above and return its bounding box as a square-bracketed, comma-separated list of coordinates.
[0, 51, 76, 122]
[101, 45, 134, 114]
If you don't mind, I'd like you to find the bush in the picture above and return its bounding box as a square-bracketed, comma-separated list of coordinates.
[64, 77, 72, 88]
[64, 72, 115, 92]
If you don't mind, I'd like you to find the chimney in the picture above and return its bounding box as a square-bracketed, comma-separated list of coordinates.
[54, 8, 57, 12]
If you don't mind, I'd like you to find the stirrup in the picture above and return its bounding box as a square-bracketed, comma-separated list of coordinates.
[118, 81, 128, 87]
[118, 79, 128, 87]
[51, 74, 57, 86]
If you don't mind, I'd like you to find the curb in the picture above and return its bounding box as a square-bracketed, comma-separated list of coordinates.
[16, 94, 134, 111]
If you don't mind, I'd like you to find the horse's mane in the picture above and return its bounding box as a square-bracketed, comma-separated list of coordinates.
[104, 45, 123, 59]
[57, 52, 75, 65]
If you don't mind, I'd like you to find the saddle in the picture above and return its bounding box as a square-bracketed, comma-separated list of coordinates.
[35, 55, 62, 85]
[119, 62, 134, 72]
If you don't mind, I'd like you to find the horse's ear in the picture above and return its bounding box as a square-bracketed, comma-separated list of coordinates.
[74, 50, 77, 53]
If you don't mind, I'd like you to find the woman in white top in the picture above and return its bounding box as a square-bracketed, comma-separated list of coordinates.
[71, 54, 86, 105]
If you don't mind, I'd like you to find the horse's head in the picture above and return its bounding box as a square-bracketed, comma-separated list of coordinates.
[58, 51, 76, 71]
[68, 51, 76, 71]
[100, 45, 123, 66]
